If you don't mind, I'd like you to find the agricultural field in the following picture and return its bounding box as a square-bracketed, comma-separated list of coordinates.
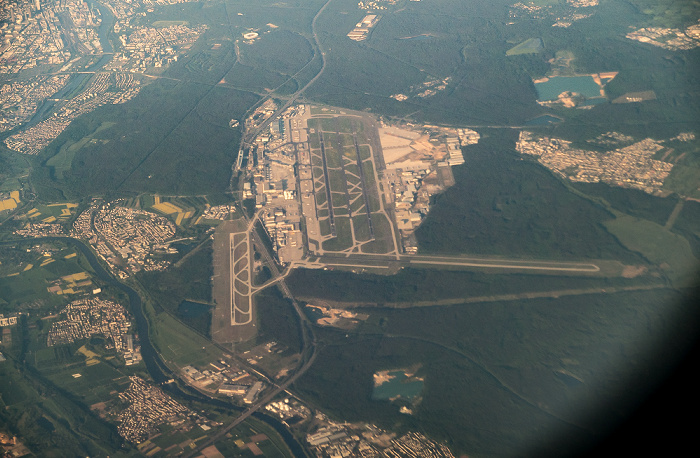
[0, 191, 20, 212]
[23, 202, 78, 223]
[0, 244, 97, 312]
[149, 195, 199, 226]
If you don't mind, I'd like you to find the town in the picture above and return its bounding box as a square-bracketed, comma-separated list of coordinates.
[304, 413, 456, 458]
[72, 199, 176, 277]
[5, 70, 141, 154]
[627, 20, 700, 50]
[516, 131, 675, 195]
[0, 0, 206, 157]
[114, 376, 214, 445]
[46, 297, 143, 365]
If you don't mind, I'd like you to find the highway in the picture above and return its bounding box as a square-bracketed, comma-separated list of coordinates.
[234, 0, 333, 173]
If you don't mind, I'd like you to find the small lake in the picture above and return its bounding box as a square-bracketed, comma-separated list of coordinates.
[372, 371, 424, 401]
[535, 76, 603, 101]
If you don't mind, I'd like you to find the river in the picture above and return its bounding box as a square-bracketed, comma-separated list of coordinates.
[1, 237, 307, 456]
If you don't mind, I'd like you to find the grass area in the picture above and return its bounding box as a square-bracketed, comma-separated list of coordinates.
[358, 145, 371, 161]
[349, 196, 365, 214]
[0, 149, 31, 192]
[322, 216, 353, 252]
[43, 359, 130, 406]
[360, 212, 394, 254]
[330, 191, 348, 213]
[319, 218, 331, 237]
[46, 122, 115, 179]
[603, 215, 699, 284]
[352, 214, 372, 242]
[324, 146, 342, 171]
[149, 309, 223, 368]
[343, 146, 358, 163]
[152, 20, 189, 27]
[506, 38, 544, 56]
[361, 168, 380, 213]
[327, 169, 347, 199]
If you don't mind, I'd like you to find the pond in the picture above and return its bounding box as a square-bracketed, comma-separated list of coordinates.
[372, 370, 424, 401]
[535, 76, 603, 101]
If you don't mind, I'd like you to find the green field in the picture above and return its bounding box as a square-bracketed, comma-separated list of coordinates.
[149, 308, 224, 368]
[361, 212, 395, 254]
[506, 38, 544, 56]
[322, 216, 353, 252]
[46, 122, 115, 179]
[603, 215, 698, 284]
[0, 245, 96, 311]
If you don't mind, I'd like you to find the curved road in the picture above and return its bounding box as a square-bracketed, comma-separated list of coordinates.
[234, 0, 333, 171]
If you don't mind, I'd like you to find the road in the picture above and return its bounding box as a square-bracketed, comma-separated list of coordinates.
[233, 0, 333, 174]
[189, 211, 317, 458]
[187, 218, 317, 457]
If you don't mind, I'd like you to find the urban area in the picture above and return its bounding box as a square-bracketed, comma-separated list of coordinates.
[516, 131, 676, 195]
[47, 297, 143, 365]
[0, 0, 206, 156]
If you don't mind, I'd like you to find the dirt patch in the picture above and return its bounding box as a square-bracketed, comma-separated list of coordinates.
[621, 265, 649, 278]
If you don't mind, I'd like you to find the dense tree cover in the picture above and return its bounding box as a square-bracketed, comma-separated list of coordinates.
[571, 182, 680, 226]
[295, 287, 698, 457]
[287, 267, 653, 306]
[31, 80, 259, 199]
[414, 132, 642, 261]
[137, 242, 213, 334]
[256, 287, 302, 352]
[671, 200, 700, 258]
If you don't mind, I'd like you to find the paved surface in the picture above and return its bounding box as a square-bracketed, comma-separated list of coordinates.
[211, 219, 256, 344]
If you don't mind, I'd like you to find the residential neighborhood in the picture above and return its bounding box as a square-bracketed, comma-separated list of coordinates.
[516, 131, 675, 195]
[47, 297, 143, 365]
